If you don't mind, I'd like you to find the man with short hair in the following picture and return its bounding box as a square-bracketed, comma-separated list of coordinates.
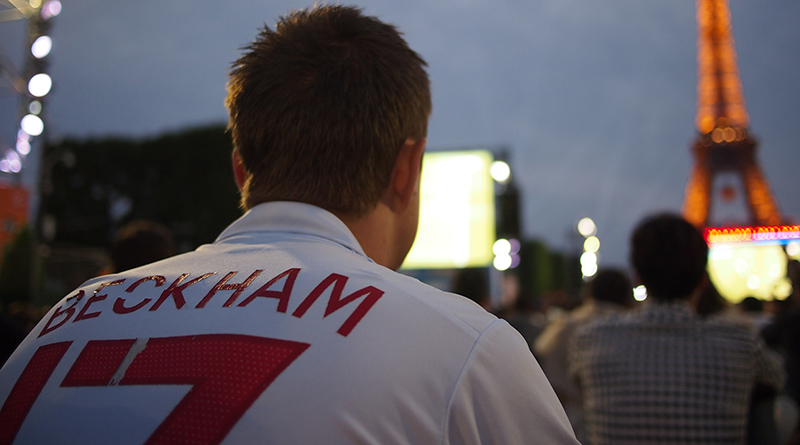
[570, 214, 784, 444]
[0, 5, 577, 444]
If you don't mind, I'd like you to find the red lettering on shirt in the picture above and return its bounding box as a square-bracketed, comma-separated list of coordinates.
[327, 285, 384, 337]
[2, 335, 308, 445]
[236, 268, 300, 312]
[292, 273, 384, 337]
[0, 341, 72, 444]
[113, 276, 167, 314]
[61, 339, 136, 386]
[38, 291, 82, 338]
[34, 269, 384, 339]
[196, 270, 263, 309]
[149, 273, 215, 311]
[74, 280, 125, 323]
[59, 335, 309, 445]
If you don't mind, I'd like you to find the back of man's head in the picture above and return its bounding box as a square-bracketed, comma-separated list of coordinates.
[588, 269, 633, 308]
[226, 5, 431, 215]
[630, 213, 708, 302]
[111, 220, 176, 272]
[451, 268, 490, 308]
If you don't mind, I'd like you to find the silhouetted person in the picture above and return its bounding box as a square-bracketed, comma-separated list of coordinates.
[693, 271, 729, 318]
[451, 267, 490, 309]
[739, 296, 773, 331]
[110, 219, 176, 272]
[762, 260, 800, 444]
[0, 309, 27, 366]
[570, 213, 783, 444]
[501, 293, 547, 356]
[535, 268, 633, 440]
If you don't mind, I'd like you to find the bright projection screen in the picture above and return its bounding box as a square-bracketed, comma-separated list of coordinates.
[401, 150, 496, 270]
[706, 226, 800, 303]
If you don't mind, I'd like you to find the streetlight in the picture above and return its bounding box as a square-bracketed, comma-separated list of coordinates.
[577, 217, 599, 278]
[0, 0, 61, 175]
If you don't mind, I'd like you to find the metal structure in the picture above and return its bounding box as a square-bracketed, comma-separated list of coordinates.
[0, 0, 60, 176]
[682, 0, 782, 228]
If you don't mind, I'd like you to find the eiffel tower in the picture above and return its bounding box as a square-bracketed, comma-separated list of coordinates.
[681, 0, 782, 228]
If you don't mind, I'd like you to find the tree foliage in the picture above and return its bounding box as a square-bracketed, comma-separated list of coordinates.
[40, 124, 242, 252]
[0, 226, 35, 307]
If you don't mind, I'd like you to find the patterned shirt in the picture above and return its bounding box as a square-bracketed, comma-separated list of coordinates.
[569, 300, 784, 445]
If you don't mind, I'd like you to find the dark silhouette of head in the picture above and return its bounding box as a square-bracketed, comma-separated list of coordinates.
[452, 268, 490, 308]
[740, 296, 764, 313]
[111, 220, 176, 272]
[630, 213, 708, 302]
[694, 271, 727, 317]
[588, 268, 633, 308]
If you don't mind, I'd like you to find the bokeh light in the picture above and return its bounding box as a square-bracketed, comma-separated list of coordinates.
[31, 35, 52, 59]
[584, 236, 600, 253]
[16, 139, 31, 155]
[577, 217, 597, 237]
[493, 238, 511, 256]
[28, 73, 52, 97]
[28, 100, 42, 115]
[493, 254, 512, 271]
[489, 160, 511, 184]
[580, 251, 597, 266]
[581, 262, 598, 278]
[21, 114, 44, 136]
[774, 277, 793, 300]
[41, 0, 62, 20]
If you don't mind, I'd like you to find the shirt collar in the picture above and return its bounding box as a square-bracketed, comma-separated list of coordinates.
[215, 201, 371, 261]
[638, 299, 696, 322]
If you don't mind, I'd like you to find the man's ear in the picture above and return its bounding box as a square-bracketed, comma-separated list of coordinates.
[388, 138, 426, 211]
[232, 149, 247, 191]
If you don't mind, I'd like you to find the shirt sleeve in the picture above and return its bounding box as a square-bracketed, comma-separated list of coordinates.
[753, 334, 785, 392]
[445, 319, 580, 445]
[535, 318, 583, 404]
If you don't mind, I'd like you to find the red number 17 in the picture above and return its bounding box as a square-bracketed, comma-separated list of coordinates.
[0, 334, 309, 445]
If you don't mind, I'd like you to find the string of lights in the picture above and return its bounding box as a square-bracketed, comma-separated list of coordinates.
[0, 0, 61, 174]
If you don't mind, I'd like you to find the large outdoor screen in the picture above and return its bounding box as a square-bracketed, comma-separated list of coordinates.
[401, 150, 496, 270]
[705, 225, 800, 302]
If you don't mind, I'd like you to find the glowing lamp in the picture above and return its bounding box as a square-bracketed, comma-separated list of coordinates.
[31, 36, 52, 59]
[583, 236, 600, 253]
[41, 0, 62, 19]
[577, 217, 597, 237]
[28, 73, 52, 97]
[489, 161, 511, 184]
[16, 139, 31, 155]
[20, 114, 44, 136]
[634, 285, 647, 301]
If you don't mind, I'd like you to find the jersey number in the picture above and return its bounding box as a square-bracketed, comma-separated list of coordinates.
[0, 334, 310, 445]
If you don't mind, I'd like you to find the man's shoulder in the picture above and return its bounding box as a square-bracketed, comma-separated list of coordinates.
[573, 310, 630, 335]
[371, 268, 502, 335]
[702, 314, 764, 342]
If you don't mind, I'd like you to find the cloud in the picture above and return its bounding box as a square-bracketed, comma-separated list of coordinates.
[1, 0, 798, 268]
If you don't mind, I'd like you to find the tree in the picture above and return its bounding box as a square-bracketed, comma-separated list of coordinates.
[40, 124, 242, 251]
[0, 226, 36, 307]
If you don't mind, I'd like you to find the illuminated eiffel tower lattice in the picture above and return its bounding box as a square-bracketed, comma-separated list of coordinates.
[681, 0, 782, 228]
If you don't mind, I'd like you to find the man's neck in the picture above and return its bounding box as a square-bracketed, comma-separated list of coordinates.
[335, 204, 406, 271]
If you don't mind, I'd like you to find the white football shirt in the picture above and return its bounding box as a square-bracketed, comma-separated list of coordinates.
[0, 202, 577, 444]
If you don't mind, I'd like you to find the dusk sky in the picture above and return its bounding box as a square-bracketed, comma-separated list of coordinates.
[1, 0, 798, 269]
